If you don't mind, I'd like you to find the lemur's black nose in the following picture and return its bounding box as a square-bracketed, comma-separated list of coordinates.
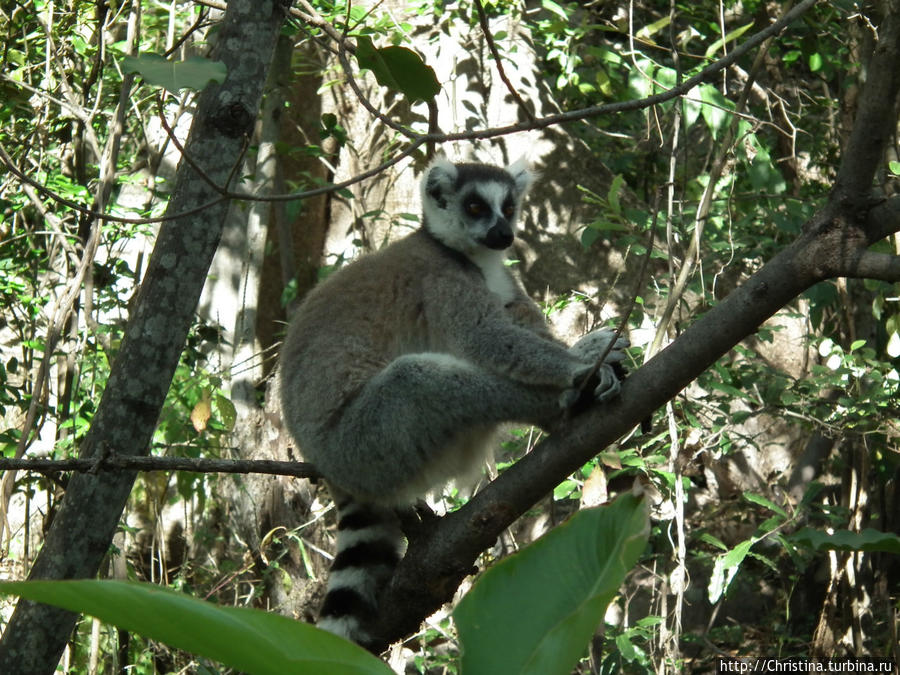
[483, 221, 513, 249]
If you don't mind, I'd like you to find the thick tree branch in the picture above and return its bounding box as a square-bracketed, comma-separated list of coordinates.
[838, 250, 900, 281]
[866, 193, 900, 243]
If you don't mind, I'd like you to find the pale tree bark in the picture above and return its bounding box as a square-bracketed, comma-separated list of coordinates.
[215, 33, 336, 624]
[0, 2, 287, 673]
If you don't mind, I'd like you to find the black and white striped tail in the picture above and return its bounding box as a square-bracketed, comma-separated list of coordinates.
[318, 492, 404, 647]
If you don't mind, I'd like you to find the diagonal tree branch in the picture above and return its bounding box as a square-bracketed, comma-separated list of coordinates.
[838, 248, 900, 282]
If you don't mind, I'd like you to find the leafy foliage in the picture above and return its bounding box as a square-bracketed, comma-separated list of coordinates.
[122, 54, 227, 92]
[0, 580, 392, 675]
[790, 527, 900, 555]
[355, 36, 440, 103]
[0, 493, 648, 675]
[455, 493, 649, 675]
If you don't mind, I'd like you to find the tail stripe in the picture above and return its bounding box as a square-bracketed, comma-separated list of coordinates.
[332, 539, 401, 570]
[338, 507, 395, 531]
[320, 587, 376, 620]
[317, 493, 405, 646]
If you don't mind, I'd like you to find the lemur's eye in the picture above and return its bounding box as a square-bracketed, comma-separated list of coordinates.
[465, 200, 485, 217]
[502, 202, 515, 218]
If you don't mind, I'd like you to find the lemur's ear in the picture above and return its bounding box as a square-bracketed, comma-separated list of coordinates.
[422, 155, 458, 208]
[506, 157, 535, 195]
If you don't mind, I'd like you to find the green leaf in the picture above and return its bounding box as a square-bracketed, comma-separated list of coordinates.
[889, 160, 900, 176]
[708, 538, 755, 603]
[782, 49, 801, 65]
[580, 227, 602, 248]
[0, 580, 391, 675]
[615, 631, 638, 660]
[742, 491, 788, 519]
[790, 528, 900, 555]
[553, 479, 578, 500]
[698, 532, 728, 551]
[607, 174, 625, 215]
[699, 83, 731, 138]
[704, 22, 754, 59]
[454, 492, 649, 675]
[215, 394, 237, 432]
[587, 219, 629, 233]
[541, 0, 569, 20]
[731, 410, 752, 424]
[636, 16, 671, 42]
[355, 36, 439, 103]
[849, 339, 867, 352]
[707, 381, 748, 400]
[122, 54, 227, 92]
[809, 52, 823, 72]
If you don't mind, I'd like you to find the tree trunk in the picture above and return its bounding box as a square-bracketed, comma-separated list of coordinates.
[0, 3, 286, 673]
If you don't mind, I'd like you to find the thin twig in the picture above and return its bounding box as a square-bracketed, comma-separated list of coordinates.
[0, 140, 229, 226]
[155, 91, 249, 194]
[647, 1, 790, 358]
[572, 193, 660, 401]
[334, 29, 417, 139]
[0, 454, 319, 480]
[472, 0, 535, 122]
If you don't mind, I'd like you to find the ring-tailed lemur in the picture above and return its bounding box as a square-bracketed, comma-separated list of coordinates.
[279, 156, 629, 648]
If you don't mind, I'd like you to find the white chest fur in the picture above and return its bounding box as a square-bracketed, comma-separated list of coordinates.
[470, 249, 517, 304]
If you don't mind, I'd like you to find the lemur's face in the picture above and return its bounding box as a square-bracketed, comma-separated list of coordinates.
[454, 180, 520, 250]
[422, 158, 532, 255]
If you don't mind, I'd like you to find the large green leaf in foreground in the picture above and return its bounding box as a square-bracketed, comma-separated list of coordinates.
[454, 491, 650, 675]
[0, 579, 391, 675]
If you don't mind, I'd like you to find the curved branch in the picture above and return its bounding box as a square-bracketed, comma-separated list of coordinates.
[136, 0, 819, 206]
[1, 0, 818, 226]
[371, 228, 824, 649]
[0, 141, 229, 225]
[369, 0, 900, 648]
[866, 193, 900, 243]
[154, 92, 249, 195]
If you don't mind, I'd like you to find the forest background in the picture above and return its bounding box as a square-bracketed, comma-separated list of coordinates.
[0, 0, 898, 673]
